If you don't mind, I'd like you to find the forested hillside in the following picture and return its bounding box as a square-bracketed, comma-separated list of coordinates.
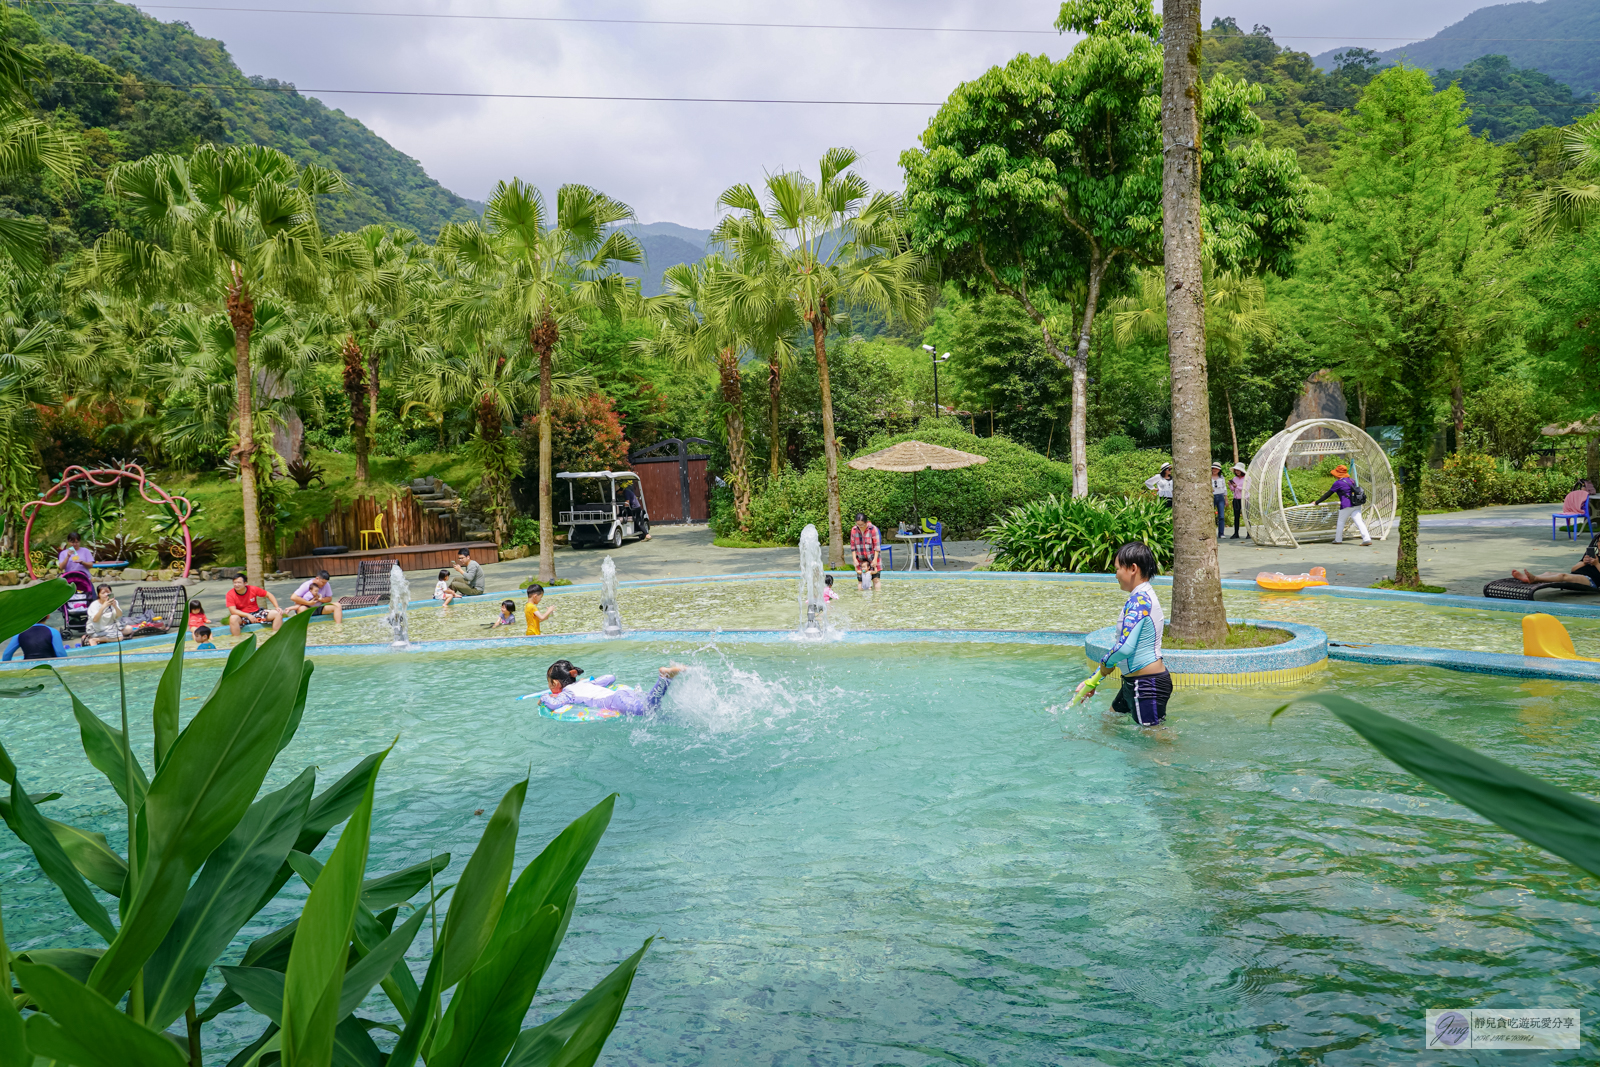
[27, 0, 478, 236]
[1313, 0, 1600, 96]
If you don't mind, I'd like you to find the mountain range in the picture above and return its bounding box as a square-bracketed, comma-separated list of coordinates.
[1313, 0, 1600, 95]
[617, 223, 714, 298]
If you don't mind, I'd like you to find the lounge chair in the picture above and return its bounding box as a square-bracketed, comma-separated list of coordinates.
[338, 559, 397, 609]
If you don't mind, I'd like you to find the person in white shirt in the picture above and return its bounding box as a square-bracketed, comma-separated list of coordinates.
[1211, 462, 1228, 538]
[84, 584, 127, 645]
[1143, 463, 1173, 507]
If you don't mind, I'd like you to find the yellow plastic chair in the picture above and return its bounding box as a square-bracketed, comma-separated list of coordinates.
[359, 512, 388, 551]
[1522, 613, 1599, 661]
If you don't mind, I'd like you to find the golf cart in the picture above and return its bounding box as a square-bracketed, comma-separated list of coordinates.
[556, 470, 650, 549]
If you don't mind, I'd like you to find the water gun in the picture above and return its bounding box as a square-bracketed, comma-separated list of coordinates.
[1069, 669, 1106, 707]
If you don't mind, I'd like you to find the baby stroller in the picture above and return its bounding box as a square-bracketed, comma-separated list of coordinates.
[60, 571, 94, 640]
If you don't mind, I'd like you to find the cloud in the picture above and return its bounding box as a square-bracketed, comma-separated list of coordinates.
[137, 0, 1487, 226]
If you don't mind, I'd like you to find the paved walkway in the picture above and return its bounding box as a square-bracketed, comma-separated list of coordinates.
[73, 503, 1599, 609]
[1218, 503, 1595, 595]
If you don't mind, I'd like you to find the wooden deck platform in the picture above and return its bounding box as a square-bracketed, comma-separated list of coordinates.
[281, 541, 499, 578]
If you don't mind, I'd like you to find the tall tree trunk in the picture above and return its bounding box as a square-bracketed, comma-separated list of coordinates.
[1225, 387, 1239, 464]
[768, 359, 783, 480]
[1162, 0, 1226, 645]
[226, 265, 263, 586]
[1393, 396, 1430, 587]
[366, 341, 381, 460]
[532, 311, 559, 582]
[719, 348, 751, 522]
[343, 336, 369, 482]
[1588, 435, 1599, 485]
[1451, 381, 1465, 452]
[810, 312, 844, 567]
[1068, 257, 1110, 497]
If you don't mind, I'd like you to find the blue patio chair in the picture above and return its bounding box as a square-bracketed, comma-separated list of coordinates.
[1552, 497, 1592, 540]
[920, 518, 947, 566]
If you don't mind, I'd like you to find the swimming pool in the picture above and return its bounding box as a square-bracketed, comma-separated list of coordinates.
[5, 640, 1597, 1063]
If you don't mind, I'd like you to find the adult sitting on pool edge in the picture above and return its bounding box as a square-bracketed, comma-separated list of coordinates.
[288, 569, 344, 624]
[447, 548, 485, 597]
[225, 574, 283, 636]
[1510, 535, 1600, 592]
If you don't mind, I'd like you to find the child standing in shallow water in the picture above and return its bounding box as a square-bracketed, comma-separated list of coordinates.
[1074, 541, 1171, 727]
[524, 584, 554, 635]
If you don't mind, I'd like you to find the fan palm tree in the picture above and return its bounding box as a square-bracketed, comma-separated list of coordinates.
[1112, 266, 1275, 463]
[1527, 114, 1600, 233]
[713, 148, 927, 565]
[435, 180, 639, 580]
[327, 225, 430, 480]
[0, 12, 80, 269]
[639, 254, 761, 521]
[71, 143, 345, 584]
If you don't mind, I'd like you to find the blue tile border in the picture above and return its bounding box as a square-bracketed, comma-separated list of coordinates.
[1327, 641, 1600, 682]
[1083, 619, 1327, 675]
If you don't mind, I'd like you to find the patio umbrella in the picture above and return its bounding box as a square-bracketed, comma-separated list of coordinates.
[847, 440, 988, 522]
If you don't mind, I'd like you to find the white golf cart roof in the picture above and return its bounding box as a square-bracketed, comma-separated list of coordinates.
[555, 471, 640, 480]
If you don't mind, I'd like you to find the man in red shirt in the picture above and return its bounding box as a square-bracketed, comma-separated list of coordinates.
[225, 574, 284, 636]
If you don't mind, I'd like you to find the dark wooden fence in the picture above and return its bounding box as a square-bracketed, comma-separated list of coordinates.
[283, 492, 466, 557]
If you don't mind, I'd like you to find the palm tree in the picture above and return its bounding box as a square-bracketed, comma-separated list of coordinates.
[1112, 267, 1274, 462]
[713, 148, 927, 566]
[442, 180, 639, 581]
[0, 14, 80, 269]
[1527, 114, 1600, 233]
[72, 144, 345, 584]
[327, 225, 429, 481]
[639, 254, 759, 522]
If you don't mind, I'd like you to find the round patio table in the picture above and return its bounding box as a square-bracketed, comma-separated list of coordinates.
[894, 531, 936, 571]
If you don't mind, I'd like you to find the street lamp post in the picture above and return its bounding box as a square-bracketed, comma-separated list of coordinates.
[921, 344, 951, 418]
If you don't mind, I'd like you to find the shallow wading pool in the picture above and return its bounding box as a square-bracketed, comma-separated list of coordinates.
[4, 640, 1598, 1064]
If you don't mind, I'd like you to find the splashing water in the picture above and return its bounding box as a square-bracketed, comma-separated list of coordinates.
[797, 524, 826, 636]
[386, 563, 410, 648]
[599, 555, 624, 637]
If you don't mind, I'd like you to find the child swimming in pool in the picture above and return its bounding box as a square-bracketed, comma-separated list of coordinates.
[537, 660, 686, 716]
[491, 599, 516, 628]
[1073, 541, 1171, 726]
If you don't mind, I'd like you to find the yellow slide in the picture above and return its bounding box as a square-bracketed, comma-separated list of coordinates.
[1522, 613, 1600, 661]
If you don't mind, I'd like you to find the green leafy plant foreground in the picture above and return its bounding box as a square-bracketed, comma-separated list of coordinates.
[0, 584, 647, 1065]
[984, 494, 1174, 574]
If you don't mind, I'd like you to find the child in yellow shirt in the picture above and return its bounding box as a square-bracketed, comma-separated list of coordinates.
[525, 583, 554, 635]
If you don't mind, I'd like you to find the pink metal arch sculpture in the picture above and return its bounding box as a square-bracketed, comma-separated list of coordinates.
[20, 464, 196, 580]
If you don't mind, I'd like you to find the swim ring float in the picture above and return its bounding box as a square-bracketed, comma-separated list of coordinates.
[1255, 566, 1329, 592]
[519, 684, 624, 722]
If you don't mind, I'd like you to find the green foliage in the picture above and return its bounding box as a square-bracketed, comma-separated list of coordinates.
[1084, 442, 1172, 499]
[776, 339, 916, 470]
[946, 292, 1073, 456]
[1433, 55, 1596, 141]
[728, 421, 1072, 542]
[0, 583, 647, 1064]
[985, 493, 1173, 573]
[509, 516, 541, 549]
[28, 3, 479, 236]
[1420, 450, 1576, 510]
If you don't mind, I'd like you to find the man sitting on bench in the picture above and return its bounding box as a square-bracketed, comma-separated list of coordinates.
[1511, 536, 1600, 591]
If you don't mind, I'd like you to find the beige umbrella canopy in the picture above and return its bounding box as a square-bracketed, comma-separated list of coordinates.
[848, 440, 988, 521]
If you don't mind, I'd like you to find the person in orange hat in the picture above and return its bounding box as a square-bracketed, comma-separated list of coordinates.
[1314, 463, 1372, 545]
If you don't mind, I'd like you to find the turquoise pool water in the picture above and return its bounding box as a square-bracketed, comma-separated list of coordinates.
[4, 643, 1598, 1064]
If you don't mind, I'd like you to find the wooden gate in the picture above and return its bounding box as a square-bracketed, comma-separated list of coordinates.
[629, 438, 712, 523]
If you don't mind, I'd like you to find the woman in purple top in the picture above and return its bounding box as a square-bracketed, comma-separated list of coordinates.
[57, 531, 94, 574]
[1313, 464, 1371, 546]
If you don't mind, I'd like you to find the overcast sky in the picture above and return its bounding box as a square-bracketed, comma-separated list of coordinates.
[133, 0, 1491, 226]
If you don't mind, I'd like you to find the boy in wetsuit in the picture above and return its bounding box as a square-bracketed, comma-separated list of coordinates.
[1076, 541, 1172, 726]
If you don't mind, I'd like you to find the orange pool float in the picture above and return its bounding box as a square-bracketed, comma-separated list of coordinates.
[1255, 566, 1329, 591]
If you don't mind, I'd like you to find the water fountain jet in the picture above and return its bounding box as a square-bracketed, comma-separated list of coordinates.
[797, 524, 826, 636]
[599, 555, 624, 637]
[386, 563, 410, 648]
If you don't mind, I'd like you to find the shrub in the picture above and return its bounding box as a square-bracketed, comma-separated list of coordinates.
[1098, 434, 1137, 454]
[985, 494, 1174, 573]
[728, 422, 1074, 542]
[1084, 443, 1173, 499]
[1422, 450, 1575, 509]
[517, 392, 630, 475]
[509, 515, 541, 548]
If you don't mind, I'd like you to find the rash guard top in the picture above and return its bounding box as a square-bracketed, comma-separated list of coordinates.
[1100, 581, 1164, 674]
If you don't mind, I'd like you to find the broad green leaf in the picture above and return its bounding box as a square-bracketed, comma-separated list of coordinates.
[0, 684, 43, 699]
[36, 664, 150, 812]
[430, 904, 564, 1067]
[1306, 693, 1600, 879]
[280, 661, 314, 755]
[280, 744, 385, 1067]
[0, 792, 126, 896]
[15, 961, 187, 1067]
[337, 897, 433, 1020]
[494, 794, 614, 946]
[142, 767, 316, 1031]
[298, 751, 387, 854]
[219, 969, 384, 1067]
[15, 947, 102, 985]
[361, 854, 451, 912]
[502, 938, 652, 1067]
[225, 1023, 280, 1067]
[0, 745, 115, 941]
[0, 579, 72, 646]
[151, 626, 187, 768]
[384, 950, 445, 1067]
[0, 894, 31, 1067]
[89, 609, 313, 1000]
[438, 778, 527, 989]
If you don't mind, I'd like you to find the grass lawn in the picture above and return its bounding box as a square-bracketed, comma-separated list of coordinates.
[1370, 578, 1448, 593]
[1161, 623, 1292, 649]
